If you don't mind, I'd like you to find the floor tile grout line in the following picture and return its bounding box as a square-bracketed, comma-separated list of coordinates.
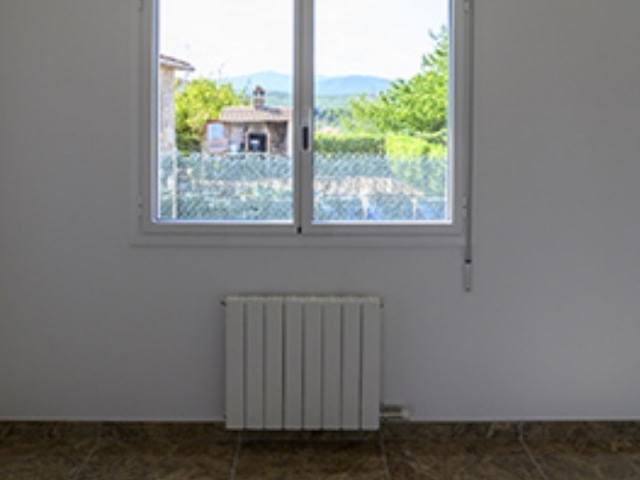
[228, 433, 242, 480]
[70, 423, 102, 480]
[517, 422, 550, 480]
[379, 431, 392, 480]
[622, 452, 640, 475]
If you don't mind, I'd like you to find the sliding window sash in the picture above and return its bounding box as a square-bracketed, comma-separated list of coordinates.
[298, 0, 469, 236]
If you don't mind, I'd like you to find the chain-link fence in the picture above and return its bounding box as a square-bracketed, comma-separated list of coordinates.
[158, 152, 447, 222]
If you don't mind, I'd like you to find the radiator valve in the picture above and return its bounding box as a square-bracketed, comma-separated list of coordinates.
[380, 404, 411, 422]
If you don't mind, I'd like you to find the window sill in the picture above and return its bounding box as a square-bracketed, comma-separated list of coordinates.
[130, 227, 465, 249]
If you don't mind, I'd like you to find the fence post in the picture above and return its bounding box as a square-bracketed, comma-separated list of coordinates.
[171, 151, 178, 219]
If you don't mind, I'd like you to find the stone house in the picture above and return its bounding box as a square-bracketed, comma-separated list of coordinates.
[159, 54, 195, 152]
[203, 86, 292, 156]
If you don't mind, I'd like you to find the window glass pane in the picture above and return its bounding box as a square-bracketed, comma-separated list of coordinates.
[158, 0, 294, 222]
[313, 0, 450, 223]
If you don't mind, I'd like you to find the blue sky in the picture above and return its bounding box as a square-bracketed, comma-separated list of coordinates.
[160, 0, 448, 80]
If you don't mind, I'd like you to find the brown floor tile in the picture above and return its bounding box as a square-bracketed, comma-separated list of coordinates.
[75, 440, 237, 480]
[385, 439, 542, 480]
[623, 455, 640, 476]
[179, 423, 239, 442]
[0, 436, 96, 480]
[526, 439, 640, 456]
[240, 429, 380, 442]
[526, 440, 639, 480]
[87, 423, 236, 457]
[100, 422, 237, 444]
[382, 422, 517, 441]
[0, 422, 98, 459]
[89, 434, 181, 456]
[0, 436, 97, 456]
[235, 440, 386, 479]
[0, 422, 99, 441]
[522, 422, 640, 442]
[0, 453, 84, 480]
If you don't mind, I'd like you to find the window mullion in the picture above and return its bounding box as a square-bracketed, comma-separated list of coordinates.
[295, 0, 315, 233]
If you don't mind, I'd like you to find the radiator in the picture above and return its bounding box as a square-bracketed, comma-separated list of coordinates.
[224, 295, 382, 431]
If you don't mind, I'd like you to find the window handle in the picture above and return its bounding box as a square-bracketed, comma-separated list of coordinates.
[302, 126, 310, 151]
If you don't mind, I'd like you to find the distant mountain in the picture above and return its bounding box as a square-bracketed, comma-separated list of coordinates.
[226, 71, 292, 94]
[264, 92, 355, 109]
[317, 76, 391, 96]
[226, 71, 392, 97]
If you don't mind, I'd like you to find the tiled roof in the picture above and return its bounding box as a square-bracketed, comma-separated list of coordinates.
[220, 106, 292, 123]
[159, 54, 195, 72]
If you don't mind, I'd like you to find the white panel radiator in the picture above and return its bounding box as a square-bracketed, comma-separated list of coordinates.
[224, 295, 382, 431]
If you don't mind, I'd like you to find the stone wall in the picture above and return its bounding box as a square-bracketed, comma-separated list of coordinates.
[217, 123, 289, 155]
[159, 66, 176, 152]
[268, 123, 288, 156]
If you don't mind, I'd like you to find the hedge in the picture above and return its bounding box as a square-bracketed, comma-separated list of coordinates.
[314, 133, 385, 155]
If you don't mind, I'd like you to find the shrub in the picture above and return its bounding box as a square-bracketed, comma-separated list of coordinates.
[314, 133, 385, 155]
[385, 134, 447, 197]
[385, 134, 435, 159]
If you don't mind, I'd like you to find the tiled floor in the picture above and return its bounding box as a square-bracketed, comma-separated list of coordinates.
[2, 422, 640, 479]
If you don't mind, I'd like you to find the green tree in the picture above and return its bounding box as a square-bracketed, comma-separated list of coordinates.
[345, 28, 449, 144]
[175, 78, 248, 152]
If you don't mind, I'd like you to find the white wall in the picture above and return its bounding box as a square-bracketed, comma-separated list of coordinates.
[1, 0, 640, 421]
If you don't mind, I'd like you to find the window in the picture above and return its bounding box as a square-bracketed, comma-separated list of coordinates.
[139, 0, 471, 239]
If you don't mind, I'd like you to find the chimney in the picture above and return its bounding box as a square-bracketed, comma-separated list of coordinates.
[252, 85, 266, 109]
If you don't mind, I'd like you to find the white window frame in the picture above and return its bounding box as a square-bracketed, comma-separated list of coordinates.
[133, 0, 473, 247]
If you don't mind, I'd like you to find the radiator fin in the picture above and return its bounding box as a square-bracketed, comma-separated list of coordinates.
[245, 301, 263, 429]
[342, 303, 362, 430]
[225, 301, 244, 430]
[303, 302, 323, 430]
